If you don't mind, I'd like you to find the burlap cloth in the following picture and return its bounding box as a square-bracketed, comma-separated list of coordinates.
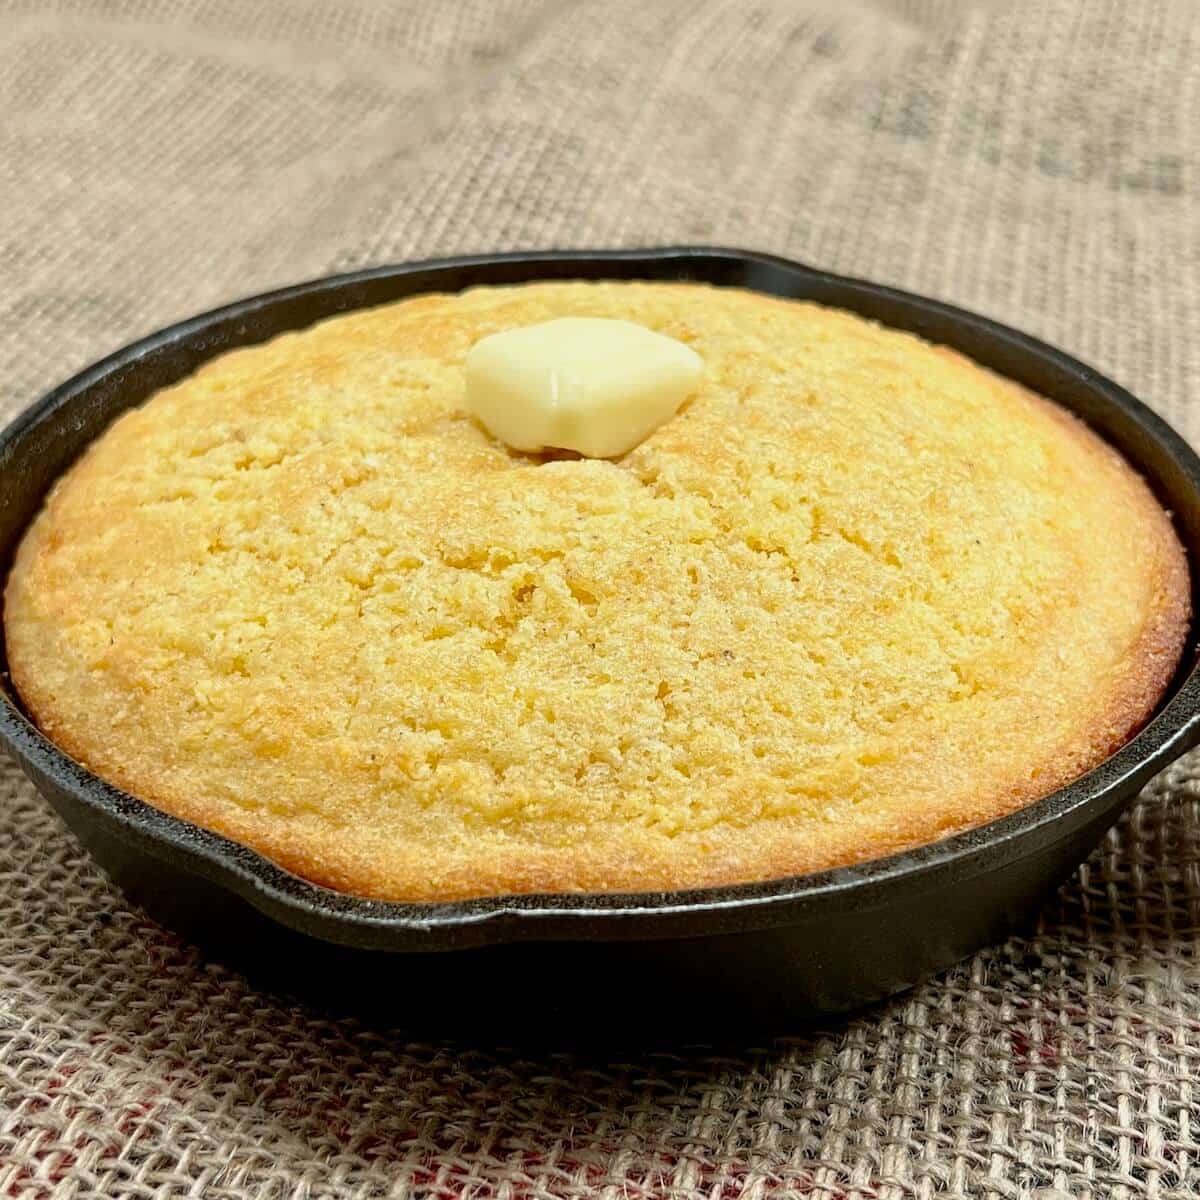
[2, 1, 1199, 1195]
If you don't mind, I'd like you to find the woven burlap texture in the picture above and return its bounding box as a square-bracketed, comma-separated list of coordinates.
[2, 1, 1199, 1196]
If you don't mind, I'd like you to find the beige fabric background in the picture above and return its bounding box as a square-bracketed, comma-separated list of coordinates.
[2, 1, 1199, 1196]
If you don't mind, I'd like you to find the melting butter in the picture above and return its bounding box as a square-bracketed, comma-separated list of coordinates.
[464, 317, 703, 458]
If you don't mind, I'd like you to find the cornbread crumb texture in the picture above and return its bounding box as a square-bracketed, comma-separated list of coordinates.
[5, 282, 1189, 900]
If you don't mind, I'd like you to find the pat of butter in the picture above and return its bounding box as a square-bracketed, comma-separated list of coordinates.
[464, 318, 703, 458]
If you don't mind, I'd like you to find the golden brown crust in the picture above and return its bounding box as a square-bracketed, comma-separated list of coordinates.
[4, 281, 1191, 900]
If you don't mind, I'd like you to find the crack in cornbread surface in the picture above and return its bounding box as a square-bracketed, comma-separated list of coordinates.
[4, 282, 1190, 900]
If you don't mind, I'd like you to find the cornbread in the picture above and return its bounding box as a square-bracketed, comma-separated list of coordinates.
[4, 281, 1190, 901]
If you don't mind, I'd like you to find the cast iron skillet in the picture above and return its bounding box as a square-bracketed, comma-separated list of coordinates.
[2, 248, 1199, 1035]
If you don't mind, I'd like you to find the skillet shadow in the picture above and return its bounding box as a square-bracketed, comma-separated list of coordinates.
[152, 899, 861, 1048]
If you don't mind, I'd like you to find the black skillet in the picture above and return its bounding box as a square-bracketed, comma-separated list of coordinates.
[2, 248, 1198, 1035]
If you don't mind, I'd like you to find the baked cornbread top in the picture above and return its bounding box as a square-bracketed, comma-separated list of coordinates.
[5, 282, 1189, 900]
